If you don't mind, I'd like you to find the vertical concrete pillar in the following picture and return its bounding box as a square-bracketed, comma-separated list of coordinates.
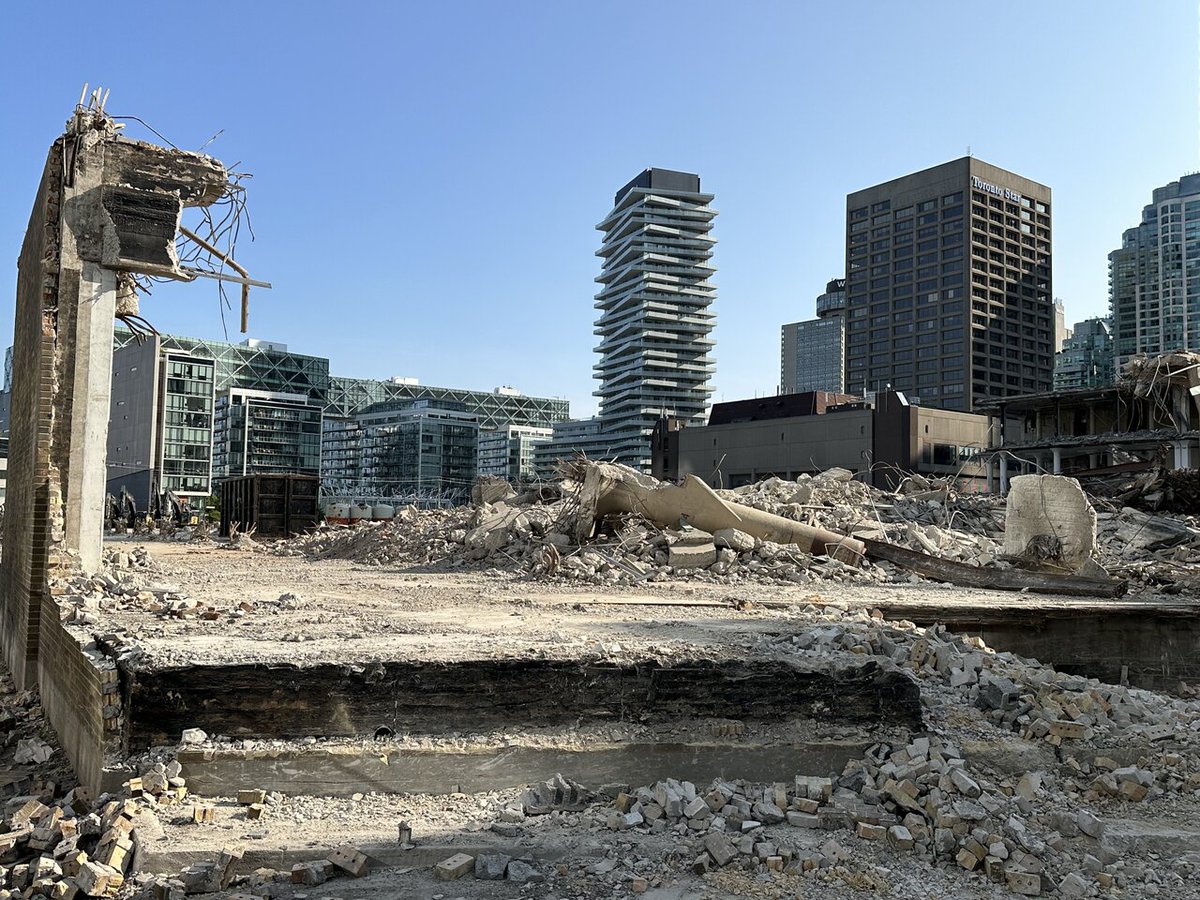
[63, 263, 117, 574]
[998, 456, 1009, 495]
[985, 460, 996, 494]
[1089, 452, 1100, 470]
[1052, 448, 1063, 475]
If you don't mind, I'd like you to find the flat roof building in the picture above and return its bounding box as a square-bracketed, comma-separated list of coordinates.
[213, 388, 323, 480]
[107, 337, 217, 510]
[781, 278, 846, 395]
[845, 158, 1053, 411]
[1054, 317, 1114, 390]
[356, 401, 479, 506]
[478, 424, 552, 485]
[665, 391, 988, 492]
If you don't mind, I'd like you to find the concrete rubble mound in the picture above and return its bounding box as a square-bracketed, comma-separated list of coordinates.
[250, 461, 1200, 595]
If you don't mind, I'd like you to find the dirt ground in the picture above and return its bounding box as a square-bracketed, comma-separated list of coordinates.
[99, 538, 1197, 671]
[69, 539, 1200, 899]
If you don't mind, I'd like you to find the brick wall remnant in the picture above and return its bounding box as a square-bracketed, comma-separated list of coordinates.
[1, 105, 229, 691]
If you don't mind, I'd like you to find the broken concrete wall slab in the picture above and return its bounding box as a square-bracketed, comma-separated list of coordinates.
[1002, 475, 1099, 573]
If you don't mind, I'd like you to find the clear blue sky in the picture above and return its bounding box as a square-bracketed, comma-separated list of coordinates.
[1, 1, 1196, 417]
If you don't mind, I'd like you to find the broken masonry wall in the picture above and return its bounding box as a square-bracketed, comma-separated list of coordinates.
[2, 118, 229, 795]
[0, 143, 66, 690]
[36, 612, 121, 792]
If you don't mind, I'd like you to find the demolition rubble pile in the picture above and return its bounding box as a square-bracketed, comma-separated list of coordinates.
[262, 464, 1012, 588]
[420, 605, 1200, 897]
[0, 748, 381, 899]
[32, 547, 1200, 896]
[255, 461, 1199, 594]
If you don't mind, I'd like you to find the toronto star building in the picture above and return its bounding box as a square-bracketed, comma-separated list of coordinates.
[844, 157, 1054, 411]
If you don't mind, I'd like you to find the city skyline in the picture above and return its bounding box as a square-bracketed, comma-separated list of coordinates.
[0, 2, 1196, 421]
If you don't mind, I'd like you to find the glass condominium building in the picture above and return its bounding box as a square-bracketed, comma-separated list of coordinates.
[1110, 173, 1200, 369]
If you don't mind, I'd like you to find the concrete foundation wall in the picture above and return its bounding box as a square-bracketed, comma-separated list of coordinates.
[36, 611, 120, 792]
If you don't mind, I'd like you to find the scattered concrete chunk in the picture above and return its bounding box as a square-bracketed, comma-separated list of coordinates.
[327, 844, 369, 877]
[704, 833, 736, 867]
[506, 860, 544, 883]
[1006, 869, 1041, 895]
[474, 853, 510, 880]
[433, 853, 474, 881]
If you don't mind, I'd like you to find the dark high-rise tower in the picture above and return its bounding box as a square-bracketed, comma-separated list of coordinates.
[844, 158, 1053, 410]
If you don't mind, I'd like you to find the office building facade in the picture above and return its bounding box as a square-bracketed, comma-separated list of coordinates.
[593, 168, 717, 471]
[357, 401, 479, 505]
[1054, 318, 1115, 390]
[477, 424, 552, 484]
[212, 388, 323, 479]
[108, 337, 218, 508]
[325, 378, 568, 430]
[107, 330, 569, 502]
[1110, 173, 1200, 368]
[781, 278, 846, 394]
[845, 158, 1053, 411]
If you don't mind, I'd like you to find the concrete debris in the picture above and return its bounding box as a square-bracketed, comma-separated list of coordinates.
[4, 582, 1200, 898]
[1002, 475, 1100, 574]
[13, 738, 54, 766]
[120, 461, 1182, 596]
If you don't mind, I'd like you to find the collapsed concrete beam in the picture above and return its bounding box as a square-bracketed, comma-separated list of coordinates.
[863, 539, 1128, 598]
[570, 461, 866, 565]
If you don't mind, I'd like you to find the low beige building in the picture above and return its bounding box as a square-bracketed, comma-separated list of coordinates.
[660, 391, 989, 491]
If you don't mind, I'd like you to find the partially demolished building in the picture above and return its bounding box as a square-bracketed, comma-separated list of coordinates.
[979, 351, 1200, 491]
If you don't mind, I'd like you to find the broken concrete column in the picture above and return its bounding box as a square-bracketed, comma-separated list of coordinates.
[0, 106, 228, 689]
[1001, 475, 1099, 574]
[570, 461, 865, 564]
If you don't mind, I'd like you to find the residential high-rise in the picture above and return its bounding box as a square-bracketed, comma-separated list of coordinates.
[593, 168, 717, 471]
[1110, 173, 1200, 369]
[1054, 318, 1115, 390]
[356, 400, 479, 505]
[781, 278, 846, 394]
[107, 336, 217, 509]
[477, 424, 552, 484]
[844, 158, 1053, 410]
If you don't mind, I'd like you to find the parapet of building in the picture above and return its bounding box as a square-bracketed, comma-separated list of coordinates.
[668, 391, 988, 491]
